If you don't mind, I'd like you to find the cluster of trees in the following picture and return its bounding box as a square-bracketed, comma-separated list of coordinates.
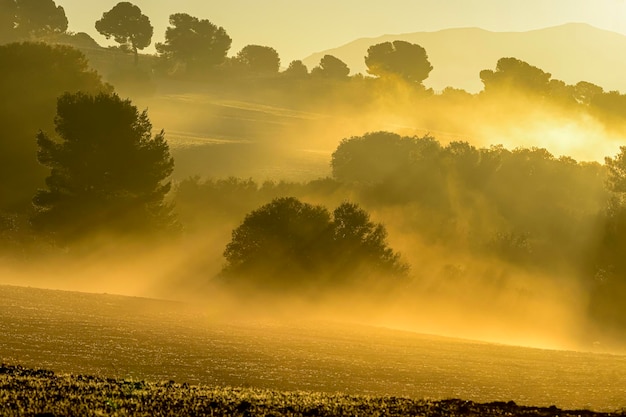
[0, 0, 67, 42]
[174, 131, 626, 333]
[221, 197, 408, 293]
[330, 132, 606, 264]
[479, 57, 626, 126]
[4, 1, 625, 131]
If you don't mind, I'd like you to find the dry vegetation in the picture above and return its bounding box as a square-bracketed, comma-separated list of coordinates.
[1, 364, 622, 417]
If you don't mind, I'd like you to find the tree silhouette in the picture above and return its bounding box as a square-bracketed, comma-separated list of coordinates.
[223, 197, 331, 287]
[365, 40, 432, 84]
[156, 13, 231, 74]
[586, 146, 626, 331]
[32, 92, 175, 243]
[95, 2, 153, 66]
[14, 0, 67, 39]
[331, 131, 439, 184]
[331, 202, 408, 278]
[222, 197, 407, 292]
[282, 60, 308, 78]
[0, 42, 109, 213]
[0, 0, 17, 41]
[235, 44, 280, 75]
[574, 81, 604, 105]
[479, 57, 551, 95]
[311, 54, 350, 79]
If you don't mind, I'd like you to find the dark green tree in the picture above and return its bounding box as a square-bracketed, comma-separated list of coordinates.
[591, 90, 626, 124]
[331, 131, 440, 184]
[365, 40, 432, 84]
[235, 44, 280, 75]
[15, 0, 67, 39]
[605, 146, 626, 193]
[223, 197, 332, 287]
[282, 59, 308, 78]
[95, 2, 153, 66]
[0, 0, 17, 41]
[222, 197, 407, 291]
[32, 92, 175, 243]
[586, 147, 626, 333]
[311, 54, 350, 79]
[574, 81, 604, 105]
[156, 13, 231, 74]
[331, 202, 408, 278]
[0, 42, 109, 212]
[479, 57, 552, 95]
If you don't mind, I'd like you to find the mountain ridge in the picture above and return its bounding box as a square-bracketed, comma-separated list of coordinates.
[302, 23, 626, 93]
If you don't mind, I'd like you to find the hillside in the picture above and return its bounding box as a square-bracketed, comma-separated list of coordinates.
[303, 23, 626, 93]
[2, 284, 626, 412]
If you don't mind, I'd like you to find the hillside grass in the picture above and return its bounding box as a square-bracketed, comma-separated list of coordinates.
[0, 364, 619, 417]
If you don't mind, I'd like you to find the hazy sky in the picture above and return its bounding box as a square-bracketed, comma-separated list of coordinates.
[56, 0, 626, 64]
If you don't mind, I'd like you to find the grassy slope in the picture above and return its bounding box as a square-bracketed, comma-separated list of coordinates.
[1, 285, 626, 412]
[0, 364, 618, 417]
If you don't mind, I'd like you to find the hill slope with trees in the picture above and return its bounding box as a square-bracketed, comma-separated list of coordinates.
[302, 23, 626, 93]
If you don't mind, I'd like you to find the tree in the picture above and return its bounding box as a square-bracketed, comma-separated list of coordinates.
[14, 0, 67, 39]
[235, 44, 280, 75]
[311, 54, 350, 79]
[222, 197, 407, 292]
[282, 59, 308, 78]
[156, 13, 231, 74]
[365, 40, 432, 84]
[586, 147, 626, 332]
[590, 90, 626, 123]
[331, 131, 440, 184]
[574, 81, 603, 105]
[479, 57, 551, 95]
[331, 202, 407, 277]
[0, 0, 17, 41]
[223, 197, 332, 287]
[95, 2, 153, 66]
[32, 92, 175, 243]
[0, 42, 109, 212]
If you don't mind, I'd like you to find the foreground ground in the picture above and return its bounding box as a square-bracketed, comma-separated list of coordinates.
[1, 285, 626, 412]
[1, 364, 622, 417]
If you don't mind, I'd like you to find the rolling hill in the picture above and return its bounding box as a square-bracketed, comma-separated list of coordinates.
[2, 284, 626, 411]
[302, 23, 626, 93]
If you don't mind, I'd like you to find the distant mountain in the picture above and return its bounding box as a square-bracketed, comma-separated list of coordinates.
[302, 23, 626, 93]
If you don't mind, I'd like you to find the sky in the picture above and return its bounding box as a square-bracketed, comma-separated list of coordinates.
[55, 0, 626, 64]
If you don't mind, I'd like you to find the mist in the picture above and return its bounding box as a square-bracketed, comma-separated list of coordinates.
[5, 49, 626, 356]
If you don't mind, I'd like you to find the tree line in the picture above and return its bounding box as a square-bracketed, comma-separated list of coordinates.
[3, 0, 626, 126]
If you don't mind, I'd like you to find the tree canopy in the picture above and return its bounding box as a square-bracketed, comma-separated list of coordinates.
[95, 2, 153, 65]
[32, 92, 175, 243]
[479, 57, 552, 95]
[311, 54, 350, 79]
[282, 59, 308, 78]
[156, 13, 231, 74]
[13, 0, 67, 39]
[0, 42, 109, 213]
[331, 131, 439, 184]
[222, 197, 407, 292]
[0, 0, 18, 41]
[365, 40, 432, 84]
[234, 44, 280, 75]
